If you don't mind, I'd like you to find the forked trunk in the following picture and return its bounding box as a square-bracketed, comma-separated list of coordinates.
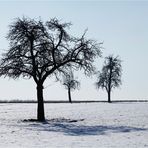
[68, 88, 72, 103]
[37, 84, 45, 121]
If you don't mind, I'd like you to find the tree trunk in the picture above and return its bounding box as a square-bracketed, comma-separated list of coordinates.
[108, 90, 111, 103]
[37, 84, 45, 121]
[68, 88, 72, 103]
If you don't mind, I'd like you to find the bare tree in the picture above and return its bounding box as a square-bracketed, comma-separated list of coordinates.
[0, 17, 102, 121]
[63, 72, 80, 103]
[96, 55, 122, 102]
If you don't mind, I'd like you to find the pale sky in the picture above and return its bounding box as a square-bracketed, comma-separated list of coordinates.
[0, 1, 147, 101]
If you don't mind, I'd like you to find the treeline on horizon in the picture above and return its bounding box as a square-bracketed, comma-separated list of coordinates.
[0, 99, 147, 103]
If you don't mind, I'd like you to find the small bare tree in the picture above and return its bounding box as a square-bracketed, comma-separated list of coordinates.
[63, 72, 80, 103]
[96, 55, 122, 102]
[0, 17, 102, 121]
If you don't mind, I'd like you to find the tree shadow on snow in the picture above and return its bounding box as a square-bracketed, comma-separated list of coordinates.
[20, 118, 148, 136]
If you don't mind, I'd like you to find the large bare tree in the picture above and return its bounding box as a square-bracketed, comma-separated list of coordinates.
[96, 55, 122, 102]
[0, 17, 102, 121]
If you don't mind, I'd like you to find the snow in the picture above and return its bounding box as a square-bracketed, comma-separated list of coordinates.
[0, 102, 148, 148]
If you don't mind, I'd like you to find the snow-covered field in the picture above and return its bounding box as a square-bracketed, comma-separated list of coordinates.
[0, 102, 148, 148]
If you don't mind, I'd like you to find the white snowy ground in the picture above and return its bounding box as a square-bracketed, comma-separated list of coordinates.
[0, 102, 148, 148]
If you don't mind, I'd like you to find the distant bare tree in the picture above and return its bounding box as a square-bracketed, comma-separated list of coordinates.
[63, 72, 80, 103]
[0, 17, 102, 121]
[96, 55, 122, 102]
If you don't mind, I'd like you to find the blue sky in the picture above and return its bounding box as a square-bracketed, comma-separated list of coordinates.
[0, 1, 147, 101]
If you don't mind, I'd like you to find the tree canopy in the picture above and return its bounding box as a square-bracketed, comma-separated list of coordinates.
[63, 72, 80, 91]
[0, 17, 102, 83]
